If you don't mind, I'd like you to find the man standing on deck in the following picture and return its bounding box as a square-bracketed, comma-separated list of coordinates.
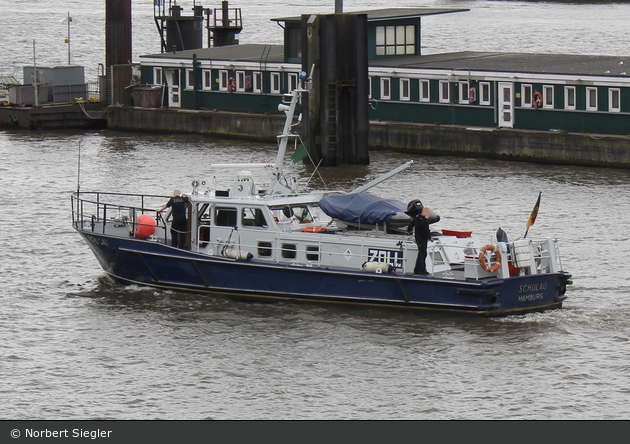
[157, 189, 191, 248]
[408, 200, 431, 276]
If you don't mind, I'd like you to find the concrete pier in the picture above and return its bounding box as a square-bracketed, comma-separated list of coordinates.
[106, 106, 630, 169]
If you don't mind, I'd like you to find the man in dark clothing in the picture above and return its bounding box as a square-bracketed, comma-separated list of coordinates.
[408, 200, 431, 275]
[157, 189, 191, 248]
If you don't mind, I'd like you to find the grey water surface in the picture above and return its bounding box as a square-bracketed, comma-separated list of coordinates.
[1, 0, 630, 420]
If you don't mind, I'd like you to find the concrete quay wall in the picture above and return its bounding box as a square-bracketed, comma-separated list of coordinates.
[106, 106, 630, 169]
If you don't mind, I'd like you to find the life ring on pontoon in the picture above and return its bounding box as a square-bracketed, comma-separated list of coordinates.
[478, 244, 502, 273]
[301, 226, 326, 233]
[228, 77, 236, 92]
[469, 87, 476, 103]
[532, 91, 543, 109]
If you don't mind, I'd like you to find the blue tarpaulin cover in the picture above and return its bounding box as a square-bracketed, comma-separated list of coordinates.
[319, 193, 407, 225]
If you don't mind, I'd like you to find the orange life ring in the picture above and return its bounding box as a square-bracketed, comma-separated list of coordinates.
[228, 77, 236, 92]
[532, 91, 543, 109]
[301, 226, 326, 233]
[478, 244, 502, 272]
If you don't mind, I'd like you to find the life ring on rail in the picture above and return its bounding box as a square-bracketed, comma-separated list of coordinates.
[301, 226, 326, 233]
[228, 77, 236, 92]
[478, 244, 502, 273]
[532, 91, 543, 109]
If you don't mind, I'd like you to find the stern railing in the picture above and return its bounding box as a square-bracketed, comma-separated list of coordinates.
[72, 191, 171, 243]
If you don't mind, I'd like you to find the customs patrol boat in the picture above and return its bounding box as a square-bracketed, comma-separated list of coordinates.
[71, 73, 571, 316]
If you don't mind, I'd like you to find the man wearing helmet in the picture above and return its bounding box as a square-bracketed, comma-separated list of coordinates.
[407, 200, 431, 276]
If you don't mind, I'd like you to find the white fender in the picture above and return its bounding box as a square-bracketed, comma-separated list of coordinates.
[223, 248, 253, 261]
[362, 261, 394, 274]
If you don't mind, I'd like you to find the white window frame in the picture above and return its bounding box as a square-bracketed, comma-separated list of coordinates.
[153, 67, 163, 85]
[419, 79, 430, 102]
[375, 25, 416, 56]
[288, 73, 298, 92]
[543, 85, 554, 109]
[439, 80, 450, 103]
[586, 87, 598, 111]
[609, 88, 621, 112]
[521, 84, 532, 107]
[564, 86, 576, 110]
[253, 72, 262, 93]
[235, 71, 245, 92]
[270, 72, 280, 94]
[459, 81, 470, 104]
[380, 77, 391, 100]
[185, 69, 195, 90]
[201, 69, 212, 90]
[399, 78, 410, 101]
[479, 82, 491, 106]
[219, 70, 228, 91]
[368, 77, 372, 99]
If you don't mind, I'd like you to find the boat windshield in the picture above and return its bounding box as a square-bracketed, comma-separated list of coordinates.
[310, 205, 332, 223]
[270, 204, 328, 224]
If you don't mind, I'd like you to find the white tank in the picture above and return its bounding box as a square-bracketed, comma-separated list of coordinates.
[512, 239, 533, 268]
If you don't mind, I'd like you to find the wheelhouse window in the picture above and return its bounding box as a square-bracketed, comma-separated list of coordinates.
[586, 87, 598, 111]
[236, 71, 245, 92]
[271, 205, 313, 224]
[543, 85, 554, 108]
[564, 86, 576, 110]
[375, 25, 416, 56]
[215, 207, 237, 227]
[521, 84, 532, 107]
[459, 81, 470, 104]
[609, 88, 621, 112]
[202, 69, 212, 90]
[400, 78, 410, 101]
[242, 207, 268, 228]
[480, 82, 491, 105]
[439, 80, 450, 103]
[380, 77, 391, 100]
[419, 80, 430, 102]
[219, 70, 228, 91]
[271, 72, 280, 94]
[253, 72, 262, 93]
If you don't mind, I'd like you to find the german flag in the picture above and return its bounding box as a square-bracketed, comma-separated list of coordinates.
[524, 192, 541, 238]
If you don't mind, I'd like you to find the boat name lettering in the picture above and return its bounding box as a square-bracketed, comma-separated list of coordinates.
[518, 282, 547, 293]
[368, 249, 402, 266]
[86, 234, 108, 247]
[518, 293, 544, 302]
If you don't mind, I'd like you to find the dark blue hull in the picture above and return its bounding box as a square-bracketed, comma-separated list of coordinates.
[79, 231, 571, 316]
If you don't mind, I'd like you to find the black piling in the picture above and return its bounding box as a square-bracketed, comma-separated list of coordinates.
[301, 13, 370, 166]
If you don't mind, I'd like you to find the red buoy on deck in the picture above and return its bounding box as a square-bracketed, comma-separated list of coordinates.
[135, 214, 156, 238]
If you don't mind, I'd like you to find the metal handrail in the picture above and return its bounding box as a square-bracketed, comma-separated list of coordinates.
[72, 191, 170, 243]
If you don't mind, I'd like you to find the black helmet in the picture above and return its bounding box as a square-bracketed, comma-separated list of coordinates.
[406, 199, 423, 216]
